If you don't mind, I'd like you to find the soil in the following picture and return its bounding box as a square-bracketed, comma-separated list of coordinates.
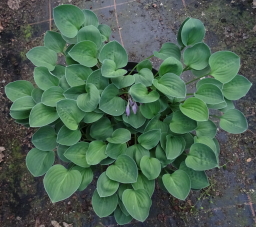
[0, 0, 256, 227]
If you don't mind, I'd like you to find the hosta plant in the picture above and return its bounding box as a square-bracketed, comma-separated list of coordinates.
[5, 4, 252, 225]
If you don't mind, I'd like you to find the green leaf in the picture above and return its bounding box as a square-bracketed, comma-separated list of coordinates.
[138, 130, 161, 150]
[122, 107, 146, 129]
[180, 97, 209, 121]
[185, 143, 218, 170]
[99, 84, 126, 116]
[125, 144, 150, 166]
[83, 111, 104, 123]
[191, 65, 211, 78]
[77, 25, 102, 49]
[136, 59, 152, 71]
[153, 73, 186, 98]
[56, 99, 85, 130]
[195, 84, 224, 104]
[71, 166, 93, 191]
[159, 57, 183, 76]
[219, 99, 235, 113]
[69, 41, 98, 67]
[155, 144, 172, 167]
[114, 206, 133, 225]
[222, 75, 252, 100]
[179, 161, 209, 190]
[57, 125, 81, 146]
[83, 9, 99, 26]
[134, 68, 154, 87]
[64, 142, 90, 167]
[77, 84, 100, 112]
[53, 5, 85, 38]
[196, 120, 217, 138]
[140, 100, 161, 119]
[183, 43, 211, 70]
[98, 24, 111, 40]
[99, 41, 128, 68]
[107, 128, 131, 144]
[32, 126, 57, 151]
[34, 67, 59, 90]
[26, 46, 57, 71]
[196, 78, 223, 90]
[106, 155, 138, 183]
[181, 18, 205, 46]
[209, 51, 240, 83]
[220, 109, 248, 134]
[162, 170, 191, 200]
[59, 76, 71, 91]
[42, 87, 64, 107]
[97, 172, 119, 197]
[92, 190, 118, 217]
[105, 143, 127, 159]
[182, 133, 194, 150]
[50, 65, 65, 78]
[169, 110, 197, 134]
[86, 140, 107, 165]
[140, 156, 161, 180]
[86, 69, 109, 91]
[177, 17, 190, 47]
[207, 100, 227, 110]
[43, 164, 82, 203]
[10, 96, 35, 112]
[62, 34, 77, 44]
[101, 59, 127, 78]
[65, 64, 92, 87]
[132, 173, 155, 197]
[166, 135, 186, 160]
[90, 117, 113, 140]
[111, 75, 135, 89]
[154, 42, 181, 60]
[122, 189, 152, 222]
[144, 114, 168, 133]
[57, 145, 70, 162]
[31, 88, 43, 103]
[5, 80, 34, 102]
[63, 85, 85, 100]
[44, 31, 66, 53]
[29, 103, 59, 127]
[129, 83, 160, 103]
[26, 148, 55, 177]
[100, 157, 115, 165]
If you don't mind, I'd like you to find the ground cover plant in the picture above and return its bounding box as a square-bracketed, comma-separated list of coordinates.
[4, 4, 252, 225]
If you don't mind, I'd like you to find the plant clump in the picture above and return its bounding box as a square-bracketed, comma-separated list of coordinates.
[5, 4, 252, 225]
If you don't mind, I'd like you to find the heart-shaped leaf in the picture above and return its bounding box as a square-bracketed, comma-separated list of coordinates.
[132, 173, 155, 197]
[105, 143, 127, 159]
[181, 18, 205, 46]
[180, 97, 209, 121]
[101, 59, 127, 78]
[153, 42, 181, 60]
[220, 109, 248, 134]
[98, 24, 111, 40]
[169, 110, 197, 134]
[106, 155, 138, 183]
[90, 117, 113, 140]
[166, 135, 186, 160]
[99, 41, 128, 68]
[195, 84, 224, 104]
[111, 74, 135, 89]
[71, 166, 93, 191]
[136, 59, 152, 71]
[83, 9, 99, 26]
[185, 143, 218, 170]
[57, 99, 85, 130]
[42, 87, 65, 107]
[140, 100, 161, 119]
[44, 31, 66, 53]
[196, 78, 223, 90]
[63, 85, 85, 100]
[122, 189, 152, 222]
[26, 46, 57, 71]
[53, 5, 85, 38]
[138, 129, 161, 150]
[57, 145, 70, 162]
[32, 126, 57, 151]
[114, 206, 133, 225]
[86, 140, 107, 165]
[125, 144, 150, 166]
[50, 65, 65, 78]
[134, 68, 154, 87]
[107, 128, 131, 144]
[43, 164, 82, 203]
[69, 41, 98, 67]
[222, 75, 252, 100]
[219, 99, 235, 113]
[26, 148, 55, 177]
[30, 103, 59, 127]
[129, 83, 160, 103]
[31, 88, 44, 103]
[122, 107, 146, 129]
[10, 96, 35, 112]
[140, 156, 161, 180]
[159, 57, 183, 76]
[34, 67, 59, 90]
[177, 17, 190, 47]
[77, 25, 102, 48]
[59, 76, 70, 91]
[153, 73, 186, 98]
[196, 120, 217, 138]
[183, 42, 211, 70]
[209, 51, 240, 83]
[92, 190, 118, 217]
[97, 172, 119, 197]
[83, 111, 104, 123]
[65, 64, 92, 87]
[57, 125, 81, 146]
[99, 84, 126, 116]
[162, 170, 191, 200]
[5, 80, 34, 102]
[86, 69, 109, 91]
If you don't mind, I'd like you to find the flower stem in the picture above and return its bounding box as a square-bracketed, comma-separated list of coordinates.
[186, 93, 194, 96]
[186, 74, 207, 85]
[183, 65, 190, 72]
[128, 54, 154, 76]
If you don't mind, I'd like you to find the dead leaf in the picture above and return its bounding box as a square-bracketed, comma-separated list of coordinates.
[0, 147, 5, 152]
[246, 158, 252, 162]
[0, 147, 5, 163]
[63, 222, 73, 227]
[51, 221, 61, 227]
[152, 4, 157, 8]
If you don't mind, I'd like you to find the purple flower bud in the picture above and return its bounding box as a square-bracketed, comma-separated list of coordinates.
[126, 102, 130, 116]
[128, 98, 134, 106]
[132, 102, 138, 114]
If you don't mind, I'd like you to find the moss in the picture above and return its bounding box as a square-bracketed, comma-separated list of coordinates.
[21, 24, 32, 41]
